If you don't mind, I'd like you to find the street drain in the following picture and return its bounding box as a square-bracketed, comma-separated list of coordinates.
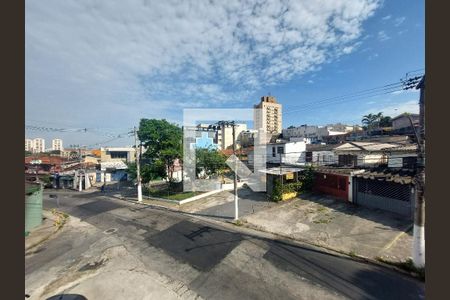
[103, 228, 118, 234]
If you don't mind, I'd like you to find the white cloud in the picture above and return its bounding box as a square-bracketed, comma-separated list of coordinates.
[381, 15, 392, 21]
[26, 0, 381, 144]
[377, 30, 390, 41]
[394, 16, 406, 27]
[368, 53, 379, 60]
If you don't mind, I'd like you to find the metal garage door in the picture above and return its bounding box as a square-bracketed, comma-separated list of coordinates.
[354, 178, 414, 219]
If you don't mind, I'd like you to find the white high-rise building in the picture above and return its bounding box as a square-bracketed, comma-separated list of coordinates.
[52, 139, 64, 151]
[33, 138, 45, 153]
[254, 96, 282, 135]
[25, 139, 33, 152]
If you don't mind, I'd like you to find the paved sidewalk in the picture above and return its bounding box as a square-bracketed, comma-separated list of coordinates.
[25, 210, 61, 252]
[242, 193, 413, 262]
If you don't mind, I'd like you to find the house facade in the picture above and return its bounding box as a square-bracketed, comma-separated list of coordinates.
[266, 141, 307, 165]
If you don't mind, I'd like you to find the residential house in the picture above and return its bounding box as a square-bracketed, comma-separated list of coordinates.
[304, 144, 339, 166]
[98, 160, 128, 183]
[385, 144, 418, 169]
[100, 147, 136, 163]
[352, 168, 416, 219]
[266, 140, 307, 165]
[392, 113, 419, 131]
[312, 167, 365, 202]
[333, 142, 400, 167]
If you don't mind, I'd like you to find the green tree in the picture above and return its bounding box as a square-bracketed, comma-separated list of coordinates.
[25, 150, 32, 157]
[300, 165, 315, 192]
[49, 150, 61, 155]
[379, 115, 392, 127]
[362, 112, 385, 133]
[138, 119, 183, 183]
[195, 147, 228, 178]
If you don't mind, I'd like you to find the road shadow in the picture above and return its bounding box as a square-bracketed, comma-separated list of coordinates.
[147, 220, 244, 271]
[264, 240, 424, 300]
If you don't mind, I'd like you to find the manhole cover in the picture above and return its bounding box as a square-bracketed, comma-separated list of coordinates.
[103, 228, 118, 234]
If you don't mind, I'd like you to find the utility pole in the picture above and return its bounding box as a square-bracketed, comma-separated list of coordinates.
[78, 147, 83, 192]
[404, 75, 425, 268]
[413, 76, 425, 268]
[216, 121, 239, 220]
[232, 122, 238, 221]
[134, 126, 143, 202]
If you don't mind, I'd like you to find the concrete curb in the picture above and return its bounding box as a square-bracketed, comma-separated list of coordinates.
[109, 196, 423, 281]
[25, 210, 68, 253]
[239, 221, 423, 281]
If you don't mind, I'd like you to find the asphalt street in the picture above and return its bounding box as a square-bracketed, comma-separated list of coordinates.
[25, 189, 425, 300]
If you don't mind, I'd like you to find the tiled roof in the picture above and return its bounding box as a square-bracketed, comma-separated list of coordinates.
[334, 142, 399, 152]
[355, 168, 415, 184]
[382, 144, 417, 152]
[24, 155, 68, 165]
[314, 167, 363, 176]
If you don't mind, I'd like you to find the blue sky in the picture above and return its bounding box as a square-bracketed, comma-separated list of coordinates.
[25, 0, 424, 147]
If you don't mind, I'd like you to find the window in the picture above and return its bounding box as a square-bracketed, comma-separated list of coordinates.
[277, 146, 284, 154]
[403, 156, 417, 169]
[272, 147, 276, 157]
[338, 155, 357, 166]
[305, 152, 312, 162]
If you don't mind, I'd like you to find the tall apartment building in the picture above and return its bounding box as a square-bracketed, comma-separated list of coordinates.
[52, 139, 64, 151]
[25, 139, 33, 152]
[33, 138, 45, 153]
[254, 96, 282, 135]
[220, 123, 247, 150]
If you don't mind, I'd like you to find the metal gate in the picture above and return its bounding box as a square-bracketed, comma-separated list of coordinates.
[354, 178, 414, 219]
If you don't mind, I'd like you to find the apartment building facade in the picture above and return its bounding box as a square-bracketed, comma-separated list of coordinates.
[52, 139, 64, 151]
[254, 96, 282, 135]
[32, 138, 45, 153]
[25, 139, 33, 152]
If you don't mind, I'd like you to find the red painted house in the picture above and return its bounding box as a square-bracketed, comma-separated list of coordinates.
[312, 167, 364, 202]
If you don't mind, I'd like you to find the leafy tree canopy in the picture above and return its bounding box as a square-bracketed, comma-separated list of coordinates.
[138, 119, 183, 182]
[195, 147, 229, 177]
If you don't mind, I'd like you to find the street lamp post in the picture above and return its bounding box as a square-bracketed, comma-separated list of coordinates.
[214, 120, 239, 220]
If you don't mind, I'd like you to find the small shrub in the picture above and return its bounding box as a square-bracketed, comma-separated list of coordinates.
[234, 220, 244, 226]
[271, 180, 283, 202]
[376, 257, 425, 280]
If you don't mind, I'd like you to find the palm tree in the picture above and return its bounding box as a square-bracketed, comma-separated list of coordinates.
[362, 113, 378, 129]
[362, 112, 384, 135]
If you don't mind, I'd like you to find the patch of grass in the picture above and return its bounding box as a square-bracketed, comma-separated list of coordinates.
[146, 190, 203, 201]
[313, 218, 332, 224]
[233, 219, 244, 226]
[349, 250, 357, 257]
[376, 257, 425, 281]
[317, 206, 327, 213]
